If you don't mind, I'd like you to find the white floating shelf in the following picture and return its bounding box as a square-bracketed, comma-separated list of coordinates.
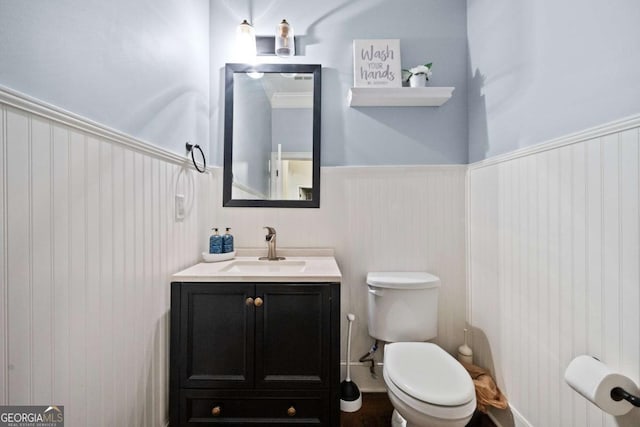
[348, 86, 455, 107]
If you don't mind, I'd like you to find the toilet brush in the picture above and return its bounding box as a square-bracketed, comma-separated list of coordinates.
[340, 313, 362, 412]
[457, 328, 473, 364]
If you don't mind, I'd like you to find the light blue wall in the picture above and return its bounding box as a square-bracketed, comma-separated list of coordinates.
[7, 1, 636, 165]
[467, 0, 640, 162]
[210, 0, 468, 166]
[0, 0, 210, 155]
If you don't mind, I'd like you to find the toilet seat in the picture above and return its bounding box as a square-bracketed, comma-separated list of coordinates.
[383, 342, 476, 420]
[385, 342, 475, 406]
[385, 369, 477, 422]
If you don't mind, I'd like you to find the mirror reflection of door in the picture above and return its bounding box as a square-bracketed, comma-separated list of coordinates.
[232, 72, 314, 201]
[269, 150, 312, 200]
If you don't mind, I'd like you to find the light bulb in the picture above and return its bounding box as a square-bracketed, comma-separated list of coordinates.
[236, 19, 257, 62]
[275, 19, 294, 58]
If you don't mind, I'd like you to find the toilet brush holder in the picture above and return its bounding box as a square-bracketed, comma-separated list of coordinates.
[457, 328, 473, 364]
[340, 313, 362, 412]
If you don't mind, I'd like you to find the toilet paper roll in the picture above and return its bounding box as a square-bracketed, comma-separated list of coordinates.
[564, 355, 640, 416]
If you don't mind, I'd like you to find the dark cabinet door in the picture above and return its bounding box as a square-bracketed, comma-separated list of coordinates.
[179, 283, 255, 389]
[254, 284, 331, 389]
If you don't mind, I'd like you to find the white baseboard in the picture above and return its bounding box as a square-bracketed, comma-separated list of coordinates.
[511, 406, 533, 427]
[340, 362, 386, 393]
[488, 405, 533, 427]
[487, 411, 501, 426]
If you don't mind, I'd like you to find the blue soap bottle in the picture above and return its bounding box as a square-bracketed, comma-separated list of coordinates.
[222, 228, 234, 253]
[209, 228, 223, 254]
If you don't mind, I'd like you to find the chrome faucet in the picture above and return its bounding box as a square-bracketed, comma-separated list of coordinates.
[259, 226, 285, 261]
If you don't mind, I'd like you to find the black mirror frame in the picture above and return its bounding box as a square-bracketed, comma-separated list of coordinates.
[223, 63, 322, 208]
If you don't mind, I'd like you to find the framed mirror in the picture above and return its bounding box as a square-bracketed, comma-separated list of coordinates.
[223, 63, 321, 208]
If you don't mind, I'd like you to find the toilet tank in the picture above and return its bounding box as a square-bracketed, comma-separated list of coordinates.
[366, 272, 440, 342]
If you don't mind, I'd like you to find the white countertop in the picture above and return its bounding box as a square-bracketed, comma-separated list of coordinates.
[171, 250, 342, 283]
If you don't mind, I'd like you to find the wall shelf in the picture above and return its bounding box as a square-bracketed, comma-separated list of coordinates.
[348, 86, 455, 107]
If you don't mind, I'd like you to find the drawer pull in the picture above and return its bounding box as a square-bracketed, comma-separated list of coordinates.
[245, 297, 254, 306]
[254, 297, 264, 307]
[287, 406, 296, 417]
[211, 406, 221, 416]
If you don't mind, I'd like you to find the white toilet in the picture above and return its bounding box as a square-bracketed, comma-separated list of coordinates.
[366, 272, 476, 427]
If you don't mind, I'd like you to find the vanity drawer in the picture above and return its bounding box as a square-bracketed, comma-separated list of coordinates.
[181, 389, 329, 425]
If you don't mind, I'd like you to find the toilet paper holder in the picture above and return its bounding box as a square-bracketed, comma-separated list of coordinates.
[611, 387, 640, 407]
[565, 355, 640, 416]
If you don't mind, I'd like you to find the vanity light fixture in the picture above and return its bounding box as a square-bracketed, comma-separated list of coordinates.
[236, 19, 257, 62]
[275, 19, 295, 57]
[241, 19, 299, 57]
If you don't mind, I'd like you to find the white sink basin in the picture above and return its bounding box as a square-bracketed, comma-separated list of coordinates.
[220, 260, 307, 274]
[171, 251, 342, 283]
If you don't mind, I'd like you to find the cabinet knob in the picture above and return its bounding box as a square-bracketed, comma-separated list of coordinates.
[254, 297, 264, 307]
[245, 297, 254, 306]
[287, 406, 296, 417]
[211, 406, 221, 416]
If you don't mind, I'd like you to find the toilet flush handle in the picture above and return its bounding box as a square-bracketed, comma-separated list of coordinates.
[367, 287, 384, 297]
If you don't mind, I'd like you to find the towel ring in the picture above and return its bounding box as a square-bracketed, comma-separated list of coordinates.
[186, 142, 206, 173]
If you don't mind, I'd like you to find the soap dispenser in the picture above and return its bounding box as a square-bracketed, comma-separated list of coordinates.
[222, 228, 234, 253]
[209, 228, 223, 254]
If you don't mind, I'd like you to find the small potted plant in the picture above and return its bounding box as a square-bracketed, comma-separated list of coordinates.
[403, 63, 433, 87]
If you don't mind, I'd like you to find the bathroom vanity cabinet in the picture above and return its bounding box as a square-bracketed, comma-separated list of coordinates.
[169, 281, 340, 426]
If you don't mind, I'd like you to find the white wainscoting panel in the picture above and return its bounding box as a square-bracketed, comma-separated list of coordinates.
[0, 93, 208, 426]
[206, 165, 467, 391]
[469, 126, 640, 426]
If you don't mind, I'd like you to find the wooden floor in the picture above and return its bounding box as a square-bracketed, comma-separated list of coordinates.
[340, 393, 495, 427]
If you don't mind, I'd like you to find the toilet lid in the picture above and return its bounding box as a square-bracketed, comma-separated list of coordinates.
[384, 342, 475, 406]
[366, 272, 440, 289]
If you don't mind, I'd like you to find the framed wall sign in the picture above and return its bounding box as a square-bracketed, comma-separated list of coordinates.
[353, 39, 402, 88]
